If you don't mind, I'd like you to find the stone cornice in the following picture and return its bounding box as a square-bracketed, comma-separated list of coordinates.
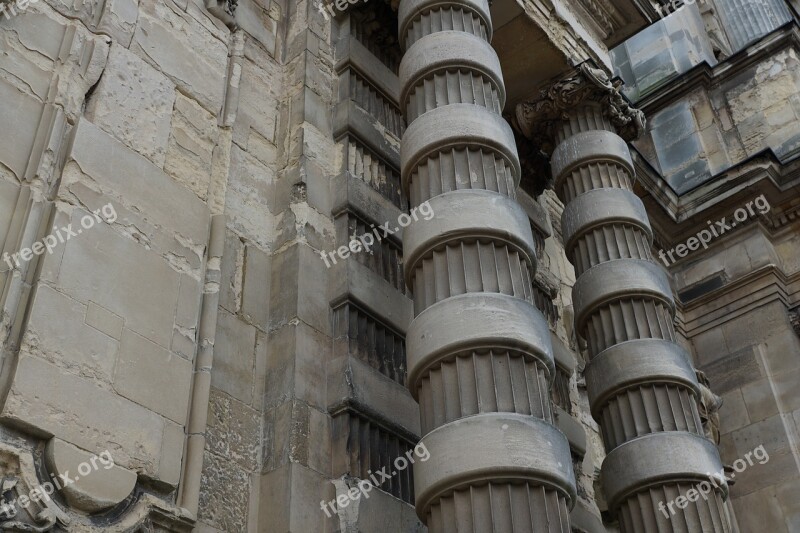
[674, 265, 800, 338]
[514, 62, 646, 152]
[635, 148, 800, 246]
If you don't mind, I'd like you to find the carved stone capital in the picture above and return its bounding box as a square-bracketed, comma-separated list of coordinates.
[514, 62, 646, 150]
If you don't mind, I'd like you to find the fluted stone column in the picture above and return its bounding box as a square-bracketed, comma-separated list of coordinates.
[516, 64, 731, 533]
[398, 1, 576, 531]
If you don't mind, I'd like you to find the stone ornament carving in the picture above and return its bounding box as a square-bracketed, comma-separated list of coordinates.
[0, 446, 69, 532]
[0, 477, 61, 532]
[789, 305, 800, 339]
[205, 0, 238, 29]
[514, 62, 646, 150]
[696, 370, 724, 444]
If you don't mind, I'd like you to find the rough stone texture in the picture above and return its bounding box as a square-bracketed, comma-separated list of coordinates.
[206, 388, 261, 471]
[197, 448, 251, 532]
[131, 0, 229, 114]
[164, 92, 220, 199]
[85, 44, 177, 167]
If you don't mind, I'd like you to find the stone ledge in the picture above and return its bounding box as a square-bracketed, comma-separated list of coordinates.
[569, 498, 609, 533]
[45, 438, 137, 514]
[335, 35, 400, 103]
[327, 356, 420, 439]
[329, 258, 413, 335]
[554, 405, 587, 457]
[333, 100, 401, 169]
[330, 172, 405, 242]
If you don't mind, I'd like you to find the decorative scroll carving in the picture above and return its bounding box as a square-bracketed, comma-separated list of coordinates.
[514, 62, 646, 152]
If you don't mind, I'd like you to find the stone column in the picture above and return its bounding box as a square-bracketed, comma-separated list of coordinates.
[398, 1, 576, 531]
[516, 64, 732, 533]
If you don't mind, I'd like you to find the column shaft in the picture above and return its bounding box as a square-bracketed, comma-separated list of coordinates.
[398, 1, 576, 531]
[552, 102, 732, 533]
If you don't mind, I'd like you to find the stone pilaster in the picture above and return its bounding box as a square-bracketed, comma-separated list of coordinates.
[516, 64, 732, 533]
[398, 1, 576, 531]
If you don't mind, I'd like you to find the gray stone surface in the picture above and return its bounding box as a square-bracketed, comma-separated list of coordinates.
[85, 44, 176, 167]
[131, 0, 228, 114]
[45, 438, 137, 513]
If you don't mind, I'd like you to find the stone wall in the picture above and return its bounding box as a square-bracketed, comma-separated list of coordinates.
[628, 27, 800, 193]
[668, 215, 800, 533]
[0, 0, 284, 529]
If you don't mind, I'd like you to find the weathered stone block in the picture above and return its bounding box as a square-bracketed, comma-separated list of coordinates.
[45, 437, 137, 513]
[269, 243, 331, 335]
[113, 328, 193, 424]
[206, 388, 261, 471]
[212, 308, 257, 404]
[719, 389, 751, 434]
[264, 321, 328, 410]
[131, 0, 228, 114]
[52, 212, 181, 350]
[241, 244, 271, 331]
[262, 400, 329, 474]
[165, 93, 219, 200]
[225, 144, 277, 249]
[85, 44, 176, 168]
[63, 119, 211, 275]
[3, 355, 167, 479]
[86, 300, 125, 340]
[20, 284, 118, 383]
[219, 228, 244, 313]
[0, 79, 45, 178]
[259, 463, 334, 533]
[740, 377, 780, 422]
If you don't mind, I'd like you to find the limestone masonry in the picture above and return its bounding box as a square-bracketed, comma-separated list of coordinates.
[0, 0, 798, 531]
